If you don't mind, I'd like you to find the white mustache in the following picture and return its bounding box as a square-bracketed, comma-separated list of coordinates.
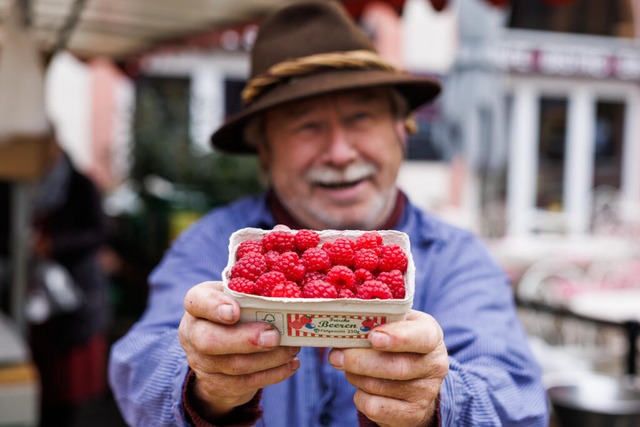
[305, 162, 377, 185]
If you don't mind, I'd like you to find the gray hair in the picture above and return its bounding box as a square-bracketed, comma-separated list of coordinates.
[243, 114, 265, 150]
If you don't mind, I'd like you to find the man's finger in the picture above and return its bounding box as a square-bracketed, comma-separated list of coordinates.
[180, 315, 285, 355]
[191, 346, 300, 376]
[184, 281, 240, 324]
[368, 310, 444, 354]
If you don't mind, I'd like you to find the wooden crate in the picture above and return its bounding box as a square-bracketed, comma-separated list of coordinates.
[0, 135, 49, 181]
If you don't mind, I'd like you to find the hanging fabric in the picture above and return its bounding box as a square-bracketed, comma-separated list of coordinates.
[485, 0, 511, 6]
[0, 0, 49, 144]
[429, 0, 448, 11]
[543, 0, 575, 5]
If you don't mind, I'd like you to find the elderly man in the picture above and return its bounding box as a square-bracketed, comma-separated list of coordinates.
[109, 1, 548, 426]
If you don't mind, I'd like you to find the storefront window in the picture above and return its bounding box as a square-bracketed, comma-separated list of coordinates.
[508, 0, 634, 38]
[405, 101, 448, 161]
[593, 101, 625, 189]
[536, 97, 567, 211]
[224, 78, 246, 116]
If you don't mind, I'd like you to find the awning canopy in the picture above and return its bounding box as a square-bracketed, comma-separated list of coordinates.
[0, 0, 414, 62]
[0, 0, 521, 62]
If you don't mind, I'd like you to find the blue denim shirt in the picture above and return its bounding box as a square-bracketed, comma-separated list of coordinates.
[108, 193, 548, 426]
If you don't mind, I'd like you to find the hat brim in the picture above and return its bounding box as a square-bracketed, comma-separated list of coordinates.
[210, 69, 441, 153]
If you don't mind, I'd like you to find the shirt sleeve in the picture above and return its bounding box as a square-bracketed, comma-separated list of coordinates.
[417, 231, 549, 425]
[182, 369, 263, 427]
[357, 401, 442, 426]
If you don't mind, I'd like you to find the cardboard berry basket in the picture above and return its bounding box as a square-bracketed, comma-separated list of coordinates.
[222, 227, 415, 347]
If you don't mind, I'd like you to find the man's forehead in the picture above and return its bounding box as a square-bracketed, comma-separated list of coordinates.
[276, 87, 391, 117]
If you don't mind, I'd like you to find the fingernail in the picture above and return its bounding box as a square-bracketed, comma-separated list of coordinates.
[289, 358, 300, 371]
[217, 304, 235, 322]
[370, 331, 390, 348]
[329, 349, 344, 368]
[258, 328, 280, 347]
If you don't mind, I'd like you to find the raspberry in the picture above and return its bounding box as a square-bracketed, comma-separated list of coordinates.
[228, 229, 409, 300]
[301, 247, 331, 272]
[271, 251, 306, 282]
[264, 250, 280, 270]
[255, 271, 286, 296]
[378, 244, 408, 272]
[357, 280, 393, 300]
[262, 231, 296, 253]
[301, 271, 326, 286]
[321, 241, 333, 253]
[295, 229, 320, 251]
[326, 265, 357, 292]
[338, 288, 356, 298]
[355, 231, 383, 251]
[302, 280, 338, 298]
[228, 277, 256, 295]
[376, 270, 405, 299]
[326, 238, 355, 267]
[354, 268, 374, 285]
[353, 248, 379, 271]
[230, 252, 267, 281]
[271, 281, 302, 298]
[235, 239, 264, 260]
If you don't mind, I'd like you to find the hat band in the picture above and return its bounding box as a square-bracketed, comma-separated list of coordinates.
[241, 49, 397, 106]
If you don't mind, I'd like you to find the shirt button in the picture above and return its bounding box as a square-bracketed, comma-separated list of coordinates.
[320, 412, 332, 426]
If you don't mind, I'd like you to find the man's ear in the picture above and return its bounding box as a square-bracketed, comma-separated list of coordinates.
[395, 118, 408, 153]
[404, 115, 417, 135]
[256, 139, 271, 174]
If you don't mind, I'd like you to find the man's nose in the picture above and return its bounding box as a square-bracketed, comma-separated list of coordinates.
[323, 123, 357, 166]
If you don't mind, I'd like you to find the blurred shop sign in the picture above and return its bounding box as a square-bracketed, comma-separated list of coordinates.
[494, 30, 640, 80]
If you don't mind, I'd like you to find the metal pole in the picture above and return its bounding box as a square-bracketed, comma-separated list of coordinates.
[624, 320, 639, 377]
[10, 182, 31, 334]
[17, 0, 31, 27]
[53, 0, 88, 53]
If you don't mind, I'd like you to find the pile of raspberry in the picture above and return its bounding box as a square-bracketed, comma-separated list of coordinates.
[227, 229, 408, 300]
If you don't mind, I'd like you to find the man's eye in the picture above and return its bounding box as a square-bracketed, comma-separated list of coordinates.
[348, 112, 372, 125]
[297, 122, 322, 133]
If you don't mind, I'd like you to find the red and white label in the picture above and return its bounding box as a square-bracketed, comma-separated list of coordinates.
[286, 313, 386, 339]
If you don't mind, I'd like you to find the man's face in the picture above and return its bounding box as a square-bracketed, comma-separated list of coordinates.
[258, 88, 406, 230]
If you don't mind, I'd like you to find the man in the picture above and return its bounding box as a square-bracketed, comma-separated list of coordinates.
[109, 1, 548, 426]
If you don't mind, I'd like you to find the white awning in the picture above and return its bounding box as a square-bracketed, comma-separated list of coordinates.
[0, 0, 307, 60]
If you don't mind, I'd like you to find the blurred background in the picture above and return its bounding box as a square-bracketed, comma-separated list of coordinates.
[1, 0, 639, 425]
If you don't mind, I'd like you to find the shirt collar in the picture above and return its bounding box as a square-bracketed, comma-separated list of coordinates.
[251, 190, 447, 246]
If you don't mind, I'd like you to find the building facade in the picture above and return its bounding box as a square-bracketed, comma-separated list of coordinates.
[49, 0, 640, 243]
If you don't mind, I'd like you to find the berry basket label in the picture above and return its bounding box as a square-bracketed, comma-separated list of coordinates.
[283, 313, 386, 339]
[255, 311, 286, 332]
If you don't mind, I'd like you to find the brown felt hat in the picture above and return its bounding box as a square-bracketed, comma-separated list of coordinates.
[210, 0, 441, 153]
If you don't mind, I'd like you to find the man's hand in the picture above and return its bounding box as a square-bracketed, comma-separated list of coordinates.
[178, 281, 300, 420]
[328, 310, 448, 427]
